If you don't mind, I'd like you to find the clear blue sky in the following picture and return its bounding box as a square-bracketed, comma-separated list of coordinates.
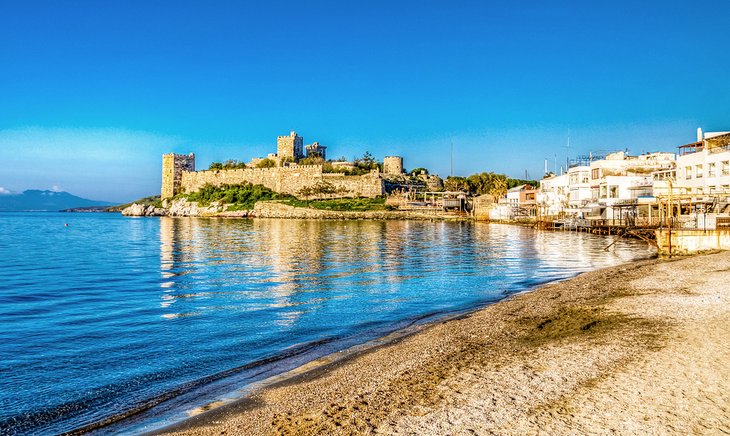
[1, 0, 728, 202]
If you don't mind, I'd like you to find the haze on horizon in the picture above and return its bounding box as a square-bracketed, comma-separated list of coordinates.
[1, 0, 728, 203]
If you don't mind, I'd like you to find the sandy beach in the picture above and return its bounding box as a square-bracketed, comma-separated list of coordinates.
[160, 251, 730, 435]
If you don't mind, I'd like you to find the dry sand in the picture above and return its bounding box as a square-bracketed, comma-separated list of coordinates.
[160, 251, 730, 435]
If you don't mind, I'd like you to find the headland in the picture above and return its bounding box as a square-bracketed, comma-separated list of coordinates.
[158, 251, 730, 435]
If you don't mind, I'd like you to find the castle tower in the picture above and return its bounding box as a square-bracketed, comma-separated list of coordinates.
[277, 131, 304, 162]
[383, 156, 404, 175]
[161, 153, 195, 199]
[304, 141, 327, 160]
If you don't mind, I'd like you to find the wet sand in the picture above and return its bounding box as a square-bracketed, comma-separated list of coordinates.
[160, 251, 730, 435]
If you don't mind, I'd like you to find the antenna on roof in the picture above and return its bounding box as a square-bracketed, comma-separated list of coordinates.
[562, 129, 571, 172]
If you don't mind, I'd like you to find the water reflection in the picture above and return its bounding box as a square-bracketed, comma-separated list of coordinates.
[157, 219, 653, 328]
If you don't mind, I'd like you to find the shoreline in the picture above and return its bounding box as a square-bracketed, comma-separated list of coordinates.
[121, 200, 472, 221]
[155, 251, 730, 435]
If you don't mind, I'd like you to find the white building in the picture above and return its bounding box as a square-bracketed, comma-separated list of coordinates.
[586, 151, 675, 219]
[675, 129, 730, 199]
[539, 151, 676, 221]
[538, 173, 569, 216]
[567, 165, 592, 210]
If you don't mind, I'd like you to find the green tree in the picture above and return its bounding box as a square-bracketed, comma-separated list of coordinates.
[354, 151, 378, 171]
[255, 158, 276, 168]
[444, 176, 470, 192]
[298, 156, 325, 166]
[410, 167, 429, 176]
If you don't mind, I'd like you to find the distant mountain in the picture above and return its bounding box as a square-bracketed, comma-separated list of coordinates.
[0, 190, 115, 212]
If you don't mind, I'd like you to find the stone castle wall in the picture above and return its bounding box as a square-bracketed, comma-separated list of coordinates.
[178, 165, 384, 198]
[321, 172, 384, 197]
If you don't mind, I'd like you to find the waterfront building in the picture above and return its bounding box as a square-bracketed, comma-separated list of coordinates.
[675, 129, 730, 199]
[537, 150, 676, 221]
[585, 151, 675, 220]
[507, 184, 538, 217]
[567, 165, 592, 210]
[538, 173, 569, 216]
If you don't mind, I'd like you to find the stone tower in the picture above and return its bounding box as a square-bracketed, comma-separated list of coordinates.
[161, 153, 195, 199]
[383, 156, 404, 175]
[305, 141, 327, 160]
[277, 131, 304, 162]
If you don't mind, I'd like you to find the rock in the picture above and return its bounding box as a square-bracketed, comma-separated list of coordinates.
[121, 203, 147, 216]
[121, 203, 168, 216]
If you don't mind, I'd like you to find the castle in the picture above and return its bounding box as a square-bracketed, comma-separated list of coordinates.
[161, 132, 405, 200]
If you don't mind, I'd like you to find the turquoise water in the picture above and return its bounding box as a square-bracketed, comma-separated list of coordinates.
[0, 213, 655, 434]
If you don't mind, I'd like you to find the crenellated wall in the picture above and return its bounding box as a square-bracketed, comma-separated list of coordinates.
[179, 165, 384, 198]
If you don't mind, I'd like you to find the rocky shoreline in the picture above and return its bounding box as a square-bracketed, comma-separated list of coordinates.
[157, 251, 730, 435]
[121, 199, 469, 221]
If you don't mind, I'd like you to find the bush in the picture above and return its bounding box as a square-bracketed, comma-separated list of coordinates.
[282, 196, 387, 211]
[183, 183, 288, 209]
[255, 158, 276, 168]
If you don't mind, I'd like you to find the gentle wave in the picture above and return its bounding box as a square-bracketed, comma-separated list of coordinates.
[0, 213, 655, 434]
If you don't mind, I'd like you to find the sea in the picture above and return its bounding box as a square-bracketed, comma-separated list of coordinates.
[0, 212, 656, 434]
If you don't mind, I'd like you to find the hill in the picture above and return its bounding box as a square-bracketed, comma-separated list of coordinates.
[0, 190, 115, 212]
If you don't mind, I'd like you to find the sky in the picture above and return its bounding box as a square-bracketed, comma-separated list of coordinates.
[1, 0, 729, 203]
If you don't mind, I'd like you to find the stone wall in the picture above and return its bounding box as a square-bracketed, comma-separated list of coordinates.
[656, 229, 730, 255]
[179, 165, 384, 198]
[321, 172, 384, 198]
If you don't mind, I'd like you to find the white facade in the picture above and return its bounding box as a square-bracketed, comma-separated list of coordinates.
[675, 143, 730, 198]
[538, 173, 569, 216]
[538, 151, 676, 219]
[567, 165, 592, 209]
[506, 186, 522, 207]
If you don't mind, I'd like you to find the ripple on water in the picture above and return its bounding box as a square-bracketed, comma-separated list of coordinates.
[0, 214, 655, 434]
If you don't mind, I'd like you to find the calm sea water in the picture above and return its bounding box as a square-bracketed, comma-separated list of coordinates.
[0, 212, 655, 434]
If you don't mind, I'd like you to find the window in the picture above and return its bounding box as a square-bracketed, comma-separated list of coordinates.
[709, 163, 716, 177]
[696, 165, 703, 178]
[592, 168, 600, 179]
[722, 161, 730, 176]
[685, 167, 692, 179]
[709, 186, 716, 194]
[609, 186, 618, 198]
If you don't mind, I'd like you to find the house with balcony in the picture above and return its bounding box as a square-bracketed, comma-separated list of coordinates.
[675, 129, 730, 203]
[538, 173, 569, 217]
